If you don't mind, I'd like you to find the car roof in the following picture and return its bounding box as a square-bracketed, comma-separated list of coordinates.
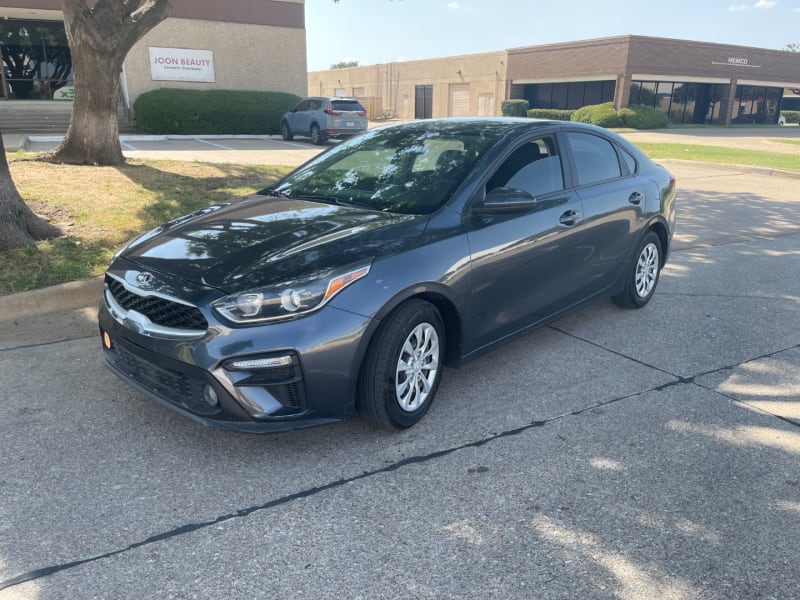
[369, 117, 648, 162]
[306, 96, 360, 102]
[374, 116, 635, 142]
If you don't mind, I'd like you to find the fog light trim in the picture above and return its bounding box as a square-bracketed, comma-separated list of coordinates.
[227, 356, 294, 370]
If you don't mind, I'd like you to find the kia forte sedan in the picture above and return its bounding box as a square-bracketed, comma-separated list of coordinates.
[99, 118, 676, 433]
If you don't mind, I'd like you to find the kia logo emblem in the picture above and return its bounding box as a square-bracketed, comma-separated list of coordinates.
[135, 272, 155, 285]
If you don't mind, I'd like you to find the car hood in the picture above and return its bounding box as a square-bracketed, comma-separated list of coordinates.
[119, 194, 427, 293]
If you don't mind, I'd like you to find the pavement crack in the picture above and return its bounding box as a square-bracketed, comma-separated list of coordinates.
[550, 324, 800, 429]
[2, 335, 796, 591]
[0, 334, 96, 353]
[0, 381, 672, 593]
[549, 325, 679, 381]
[669, 229, 800, 253]
[658, 292, 796, 301]
[0, 415, 567, 592]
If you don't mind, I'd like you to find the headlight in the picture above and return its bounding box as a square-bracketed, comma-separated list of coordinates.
[212, 264, 371, 324]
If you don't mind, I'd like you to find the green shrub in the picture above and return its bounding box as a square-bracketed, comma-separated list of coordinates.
[501, 99, 530, 117]
[570, 102, 622, 128]
[617, 105, 669, 129]
[782, 110, 800, 124]
[133, 89, 302, 134]
[527, 109, 574, 121]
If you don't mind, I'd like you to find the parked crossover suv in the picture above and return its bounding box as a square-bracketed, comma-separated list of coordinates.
[280, 96, 368, 145]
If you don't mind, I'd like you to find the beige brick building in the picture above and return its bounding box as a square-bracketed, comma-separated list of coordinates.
[311, 35, 800, 126]
[1, 0, 307, 108]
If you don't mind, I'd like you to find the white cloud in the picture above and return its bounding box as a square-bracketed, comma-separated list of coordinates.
[753, 0, 777, 7]
[729, 3, 747, 10]
[447, 1, 460, 9]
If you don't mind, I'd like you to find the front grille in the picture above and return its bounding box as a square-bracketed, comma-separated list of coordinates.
[106, 275, 208, 331]
[111, 343, 221, 416]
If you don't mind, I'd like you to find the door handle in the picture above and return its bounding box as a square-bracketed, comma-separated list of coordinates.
[559, 210, 580, 226]
[628, 192, 644, 205]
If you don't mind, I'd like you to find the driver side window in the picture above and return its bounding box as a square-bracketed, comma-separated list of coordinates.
[487, 138, 564, 197]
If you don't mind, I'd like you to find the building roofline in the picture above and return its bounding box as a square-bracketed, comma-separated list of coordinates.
[506, 34, 790, 57]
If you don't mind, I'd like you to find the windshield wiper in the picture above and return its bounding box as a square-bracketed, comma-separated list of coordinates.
[262, 189, 292, 198]
[297, 195, 376, 211]
[293, 194, 341, 207]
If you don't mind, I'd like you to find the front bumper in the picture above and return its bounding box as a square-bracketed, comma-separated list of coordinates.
[98, 271, 377, 433]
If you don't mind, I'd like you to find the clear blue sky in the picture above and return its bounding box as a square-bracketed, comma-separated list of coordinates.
[306, 0, 800, 71]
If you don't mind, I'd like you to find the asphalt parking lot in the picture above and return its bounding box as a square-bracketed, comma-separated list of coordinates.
[1, 155, 799, 598]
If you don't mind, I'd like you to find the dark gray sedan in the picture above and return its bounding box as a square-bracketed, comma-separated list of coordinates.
[99, 118, 676, 432]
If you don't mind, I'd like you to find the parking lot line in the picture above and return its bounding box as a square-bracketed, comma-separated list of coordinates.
[193, 138, 234, 150]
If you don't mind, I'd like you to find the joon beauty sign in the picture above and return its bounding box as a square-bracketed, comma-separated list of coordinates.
[149, 47, 216, 83]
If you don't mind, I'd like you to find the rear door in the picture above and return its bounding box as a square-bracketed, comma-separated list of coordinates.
[562, 130, 647, 295]
[287, 99, 312, 133]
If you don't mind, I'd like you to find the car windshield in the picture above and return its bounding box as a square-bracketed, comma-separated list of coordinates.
[269, 122, 506, 215]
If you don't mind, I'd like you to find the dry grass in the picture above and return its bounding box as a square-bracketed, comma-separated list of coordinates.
[1, 157, 290, 295]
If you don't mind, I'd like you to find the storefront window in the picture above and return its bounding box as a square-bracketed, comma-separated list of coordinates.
[631, 80, 727, 124]
[524, 81, 615, 110]
[1, 19, 72, 100]
[733, 85, 782, 124]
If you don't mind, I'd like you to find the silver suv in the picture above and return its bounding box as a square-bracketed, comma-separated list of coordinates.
[280, 97, 368, 145]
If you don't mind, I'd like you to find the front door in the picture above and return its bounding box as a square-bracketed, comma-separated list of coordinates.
[415, 85, 433, 119]
[464, 136, 588, 354]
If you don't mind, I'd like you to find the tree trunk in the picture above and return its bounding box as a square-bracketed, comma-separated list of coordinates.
[0, 132, 62, 251]
[48, 0, 175, 166]
[52, 52, 125, 165]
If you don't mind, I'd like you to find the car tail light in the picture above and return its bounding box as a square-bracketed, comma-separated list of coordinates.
[325, 104, 342, 116]
[357, 110, 366, 116]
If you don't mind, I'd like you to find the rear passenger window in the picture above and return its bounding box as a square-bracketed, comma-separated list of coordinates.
[566, 132, 622, 185]
[619, 147, 637, 175]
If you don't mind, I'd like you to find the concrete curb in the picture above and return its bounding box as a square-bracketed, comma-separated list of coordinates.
[0, 277, 103, 322]
[656, 158, 800, 180]
[24, 133, 285, 147]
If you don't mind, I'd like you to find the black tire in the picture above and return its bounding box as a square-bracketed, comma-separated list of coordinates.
[358, 300, 445, 430]
[280, 121, 293, 141]
[310, 123, 327, 145]
[612, 231, 662, 309]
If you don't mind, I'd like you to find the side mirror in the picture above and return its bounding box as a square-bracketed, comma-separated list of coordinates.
[475, 187, 538, 214]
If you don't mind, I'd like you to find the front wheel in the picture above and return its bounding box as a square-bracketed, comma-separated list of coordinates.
[613, 231, 662, 309]
[280, 121, 293, 141]
[310, 123, 327, 145]
[358, 300, 445, 430]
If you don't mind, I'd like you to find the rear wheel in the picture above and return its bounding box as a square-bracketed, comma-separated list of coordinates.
[280, 121, 293, 141]
[358, 300, 445, 430]
[310, 123, 327, 145]
[613, 231, 662, 308]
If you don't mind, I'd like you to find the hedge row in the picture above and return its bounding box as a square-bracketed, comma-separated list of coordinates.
[782, 110, 800, 124]
[133, 89, 302, 135]
[501, 99, 530, 117]
[571, 102, 669, 129]
[508, 101, 668, 129]
[527, 109, 574, 121]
